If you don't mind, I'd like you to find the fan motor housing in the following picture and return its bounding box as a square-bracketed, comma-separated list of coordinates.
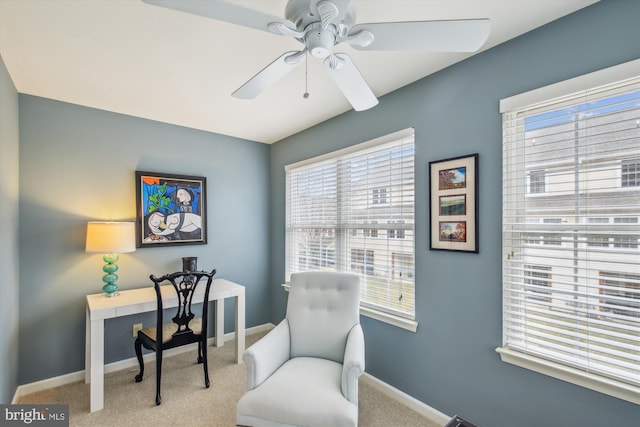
[305, 27, 335, 58]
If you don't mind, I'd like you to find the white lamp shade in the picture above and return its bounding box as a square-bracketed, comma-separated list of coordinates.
[86, 221, 136, 253]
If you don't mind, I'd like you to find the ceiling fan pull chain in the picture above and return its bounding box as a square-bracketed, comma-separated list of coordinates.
[303, 51, 310, 99]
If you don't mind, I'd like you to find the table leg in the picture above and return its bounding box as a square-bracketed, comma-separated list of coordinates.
[215, 298, 224, 347]
[235, 291, 245, 363]
[85, 307, 91, 384]
[89, 318, 104, 412]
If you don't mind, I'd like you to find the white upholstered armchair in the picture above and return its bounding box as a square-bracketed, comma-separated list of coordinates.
[236, 272, 365, 427]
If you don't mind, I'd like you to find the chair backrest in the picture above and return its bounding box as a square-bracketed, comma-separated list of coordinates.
[150, 269, 216, 342]
[286, 271, 360, 363]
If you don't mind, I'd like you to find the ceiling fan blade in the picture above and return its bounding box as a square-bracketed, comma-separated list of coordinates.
[233, 51, 306, 99]
[348, 19, 490, 52]
[141, 0, 296, 34]
[324, 53, 378, 111]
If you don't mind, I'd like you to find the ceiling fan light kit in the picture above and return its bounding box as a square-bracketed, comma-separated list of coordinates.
[142, 0, 490, 112]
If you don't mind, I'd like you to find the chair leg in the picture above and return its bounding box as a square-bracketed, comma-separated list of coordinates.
[197, 341, 203, 364]
[134, 338, 144, 383]
[155, 348, 162, 405]
[202, 337, 210, 388]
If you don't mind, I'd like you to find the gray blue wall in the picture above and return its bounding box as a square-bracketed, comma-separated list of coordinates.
[269, 0, 639, 426]
[17, 96, 271, 384]
[0, 55, 20, 403]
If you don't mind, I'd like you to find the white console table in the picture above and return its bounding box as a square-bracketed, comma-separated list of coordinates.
[85, 278, 245, 412]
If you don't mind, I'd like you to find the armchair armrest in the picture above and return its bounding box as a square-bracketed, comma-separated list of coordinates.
[243, 319, 291, 390]
[341, 323, 365, 403]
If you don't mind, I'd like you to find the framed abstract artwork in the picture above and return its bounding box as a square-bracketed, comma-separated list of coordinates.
[135, 171, 207, 247]
[429, 154, 478, 253]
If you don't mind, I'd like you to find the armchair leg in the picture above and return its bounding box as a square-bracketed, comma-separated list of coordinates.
[134, 337, 144, 383]
[197, 341, 203, 364]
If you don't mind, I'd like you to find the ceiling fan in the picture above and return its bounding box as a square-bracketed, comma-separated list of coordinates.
[142, 0, 490, 111]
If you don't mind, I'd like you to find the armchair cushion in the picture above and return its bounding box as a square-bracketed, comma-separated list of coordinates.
[236, 357, 358, 427]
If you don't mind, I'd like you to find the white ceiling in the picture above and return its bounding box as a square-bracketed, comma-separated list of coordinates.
[0, 0, 598, 144]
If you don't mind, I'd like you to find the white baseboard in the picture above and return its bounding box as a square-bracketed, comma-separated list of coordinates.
[361, 373, 451, 425]
[12, 323, 274, 404]
[12, 322, 450, 426]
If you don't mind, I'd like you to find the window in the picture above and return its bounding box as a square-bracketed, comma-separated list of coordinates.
[387, 220, 406, 239]
[528, 170, 546, 193]
[286, 128, 415, 322]
[583, 217, 640, 248]
[599, 272, 640, 319]
[613, 217, 639, 248]
[523, 232, 561, 246]
[622, 159, 640, 187]
[500, 60, 640, 404]
[351, 248, 374, 276]
[364, 221, 378, 238]
[587, 218, 611, 246]
[372, 188, 388, 204]
[524, 265, 552, 303]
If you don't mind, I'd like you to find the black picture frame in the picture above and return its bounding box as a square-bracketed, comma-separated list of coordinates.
[135, 170, 207, 248]
[429, 154, 478, 253]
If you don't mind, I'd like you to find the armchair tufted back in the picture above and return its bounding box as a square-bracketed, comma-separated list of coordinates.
[286, 271, 361, 363]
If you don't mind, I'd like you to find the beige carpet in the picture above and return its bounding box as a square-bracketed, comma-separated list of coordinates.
[18, 332, 440, 427]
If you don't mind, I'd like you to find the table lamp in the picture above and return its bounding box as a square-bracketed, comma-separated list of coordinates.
[86, 221, 136, 297]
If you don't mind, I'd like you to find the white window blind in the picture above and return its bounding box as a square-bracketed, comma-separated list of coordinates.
[286, 128, 415, 319]
[501, 65, 640, 402]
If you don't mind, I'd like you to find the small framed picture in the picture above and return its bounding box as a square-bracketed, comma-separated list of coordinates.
[429, 154, 478, 253]
[135, 171, 207, 247]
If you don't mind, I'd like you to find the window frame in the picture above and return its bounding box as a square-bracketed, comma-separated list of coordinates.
[498, 59, 640, 405]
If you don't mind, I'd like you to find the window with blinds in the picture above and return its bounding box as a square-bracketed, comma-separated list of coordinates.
[500, 61, 640, 403]
[285, 128, 415, 320]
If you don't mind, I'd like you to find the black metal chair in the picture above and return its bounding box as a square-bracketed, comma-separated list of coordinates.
[134, 268, 216, 405]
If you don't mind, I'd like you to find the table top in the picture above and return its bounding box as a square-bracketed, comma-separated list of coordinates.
[86, 278, 244, 320]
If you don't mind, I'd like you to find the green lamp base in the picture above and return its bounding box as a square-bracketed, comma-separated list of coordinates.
[102, 253, 120, 297]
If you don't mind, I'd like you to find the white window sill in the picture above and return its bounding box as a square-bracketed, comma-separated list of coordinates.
[496, 346, 639, 405]
[281, 284, 418, 333]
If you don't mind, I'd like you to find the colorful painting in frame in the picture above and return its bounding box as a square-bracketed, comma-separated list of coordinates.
[135, 171, 207, 247]
[429, 154, 478, 252]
